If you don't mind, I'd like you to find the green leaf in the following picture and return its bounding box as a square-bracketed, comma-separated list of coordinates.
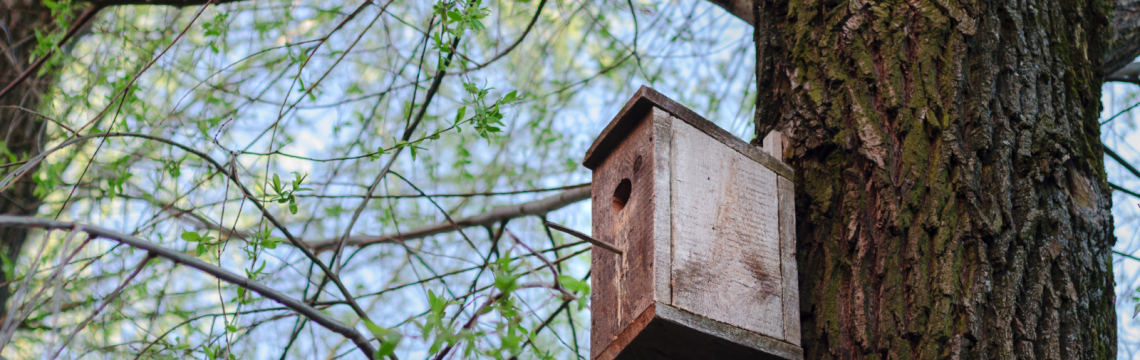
[364, 319, 387, 339]
[453, 106, 466, 124]
[557, 275, 589, 294]
[501, 90, 518, 104]
[261, 237, 282, 249]
[181, 231, 201, 242]
[364, 320, 402, 357]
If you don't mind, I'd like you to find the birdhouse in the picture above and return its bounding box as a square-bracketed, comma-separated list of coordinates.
[583, 86, 801, 360]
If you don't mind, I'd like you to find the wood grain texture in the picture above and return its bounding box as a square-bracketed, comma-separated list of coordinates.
[777, 176, 800, 346]
[596, 303, 659, 360]
[669, 119, 784, 339]
[651, 108, 674, 305]
[591, 111, 658, 359]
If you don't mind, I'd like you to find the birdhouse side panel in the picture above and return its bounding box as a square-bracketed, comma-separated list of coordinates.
[590, 111, 659, 359]
[668, 119, 785, 340]
[778, 176, 801, 346]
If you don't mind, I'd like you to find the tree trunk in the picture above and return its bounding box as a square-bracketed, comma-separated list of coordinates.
[757, 0, 1118, 358]
[0, 0, 51, 316]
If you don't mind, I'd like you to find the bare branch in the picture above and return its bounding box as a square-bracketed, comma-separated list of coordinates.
[86, 0, 247, 7]
[1107, 0, 1140, 74]
[307, 185, 591, 251]
[0, 5, 101, 101]
[0, 131, 378, 329]
[0, 216, 378, 359]
[49, 253, 154, 360]
[705, 0, 754, 25]
[448, 0, 549, 74]
[331, 32, 462, 272]
[709, 0, 1140, 77]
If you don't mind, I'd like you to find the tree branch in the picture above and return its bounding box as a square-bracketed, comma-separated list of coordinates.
[49, 253, 154, 360]
[1111, 182, 1140, 199]
[0, 131, 378, 331]
[1106, 147, 1140, 181]
[448, 0, 548, 74]
[704, 0, 754, 25]
[86, 0, 246, 7]
[1106, 0, 1140, 75]
[306, 185, 590, 251]
[0, 215, 378, 359]
[707, 0, 1140, 77]
[1106, 62, 1140, 84]
[0, 4, 101, 101]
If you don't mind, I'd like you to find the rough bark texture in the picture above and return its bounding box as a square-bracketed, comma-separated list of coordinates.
[0, 0, 50, 316]
[756, 0, 1119, 358]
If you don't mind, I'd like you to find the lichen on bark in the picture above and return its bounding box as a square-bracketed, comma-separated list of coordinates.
[756, 0, 1119, 358]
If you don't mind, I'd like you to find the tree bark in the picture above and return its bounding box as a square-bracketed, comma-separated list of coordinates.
[757, 0, 1120, 358]
[0, 0, 50, 317]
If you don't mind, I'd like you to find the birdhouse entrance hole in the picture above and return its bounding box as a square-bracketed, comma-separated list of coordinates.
[612, 179, 631, 212]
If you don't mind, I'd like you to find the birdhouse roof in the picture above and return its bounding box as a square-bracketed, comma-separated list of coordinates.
[582, 86, 792, 178]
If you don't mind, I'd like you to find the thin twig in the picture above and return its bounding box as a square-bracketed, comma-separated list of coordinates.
[544, 221, 622, 255]
[0, 131, 377, 332]
[308, 185, 590, 251]
[49, 253, 155, 360]
[0, 216, 378, 359]
[330, 34, 463, 272]
[0, 4, 102, 101]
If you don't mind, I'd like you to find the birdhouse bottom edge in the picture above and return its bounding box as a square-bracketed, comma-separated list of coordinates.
[593, 301, 804, 360]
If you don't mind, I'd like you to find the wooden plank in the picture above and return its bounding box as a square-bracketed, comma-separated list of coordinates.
[778, 176, 801, 346]
[583, 86, 793, 180]
[590, 110, 659, 359]
[669, 119, 784, 339]
[652, 108, 673, 305]
[761, 130, 785, 162]
[595, 304, 658, 360]
[600, 303, 802, 360]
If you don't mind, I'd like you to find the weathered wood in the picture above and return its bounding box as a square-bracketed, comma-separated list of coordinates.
[591, 110, 659, 360]
[583, 86, 792, 180]
[669, 119, 784, 339]
[601, 303, 804, 360]
[586, 88, 800, 360]
[651, 108, 674, 306]
[777, 177, 799, 346]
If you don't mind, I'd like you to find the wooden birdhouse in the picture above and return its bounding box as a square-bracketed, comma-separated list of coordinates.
[583, 86, 801, 360]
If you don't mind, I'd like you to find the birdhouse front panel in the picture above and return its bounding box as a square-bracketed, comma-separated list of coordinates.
[583, 86, 801, 360]
[668, 119, 784, 339]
